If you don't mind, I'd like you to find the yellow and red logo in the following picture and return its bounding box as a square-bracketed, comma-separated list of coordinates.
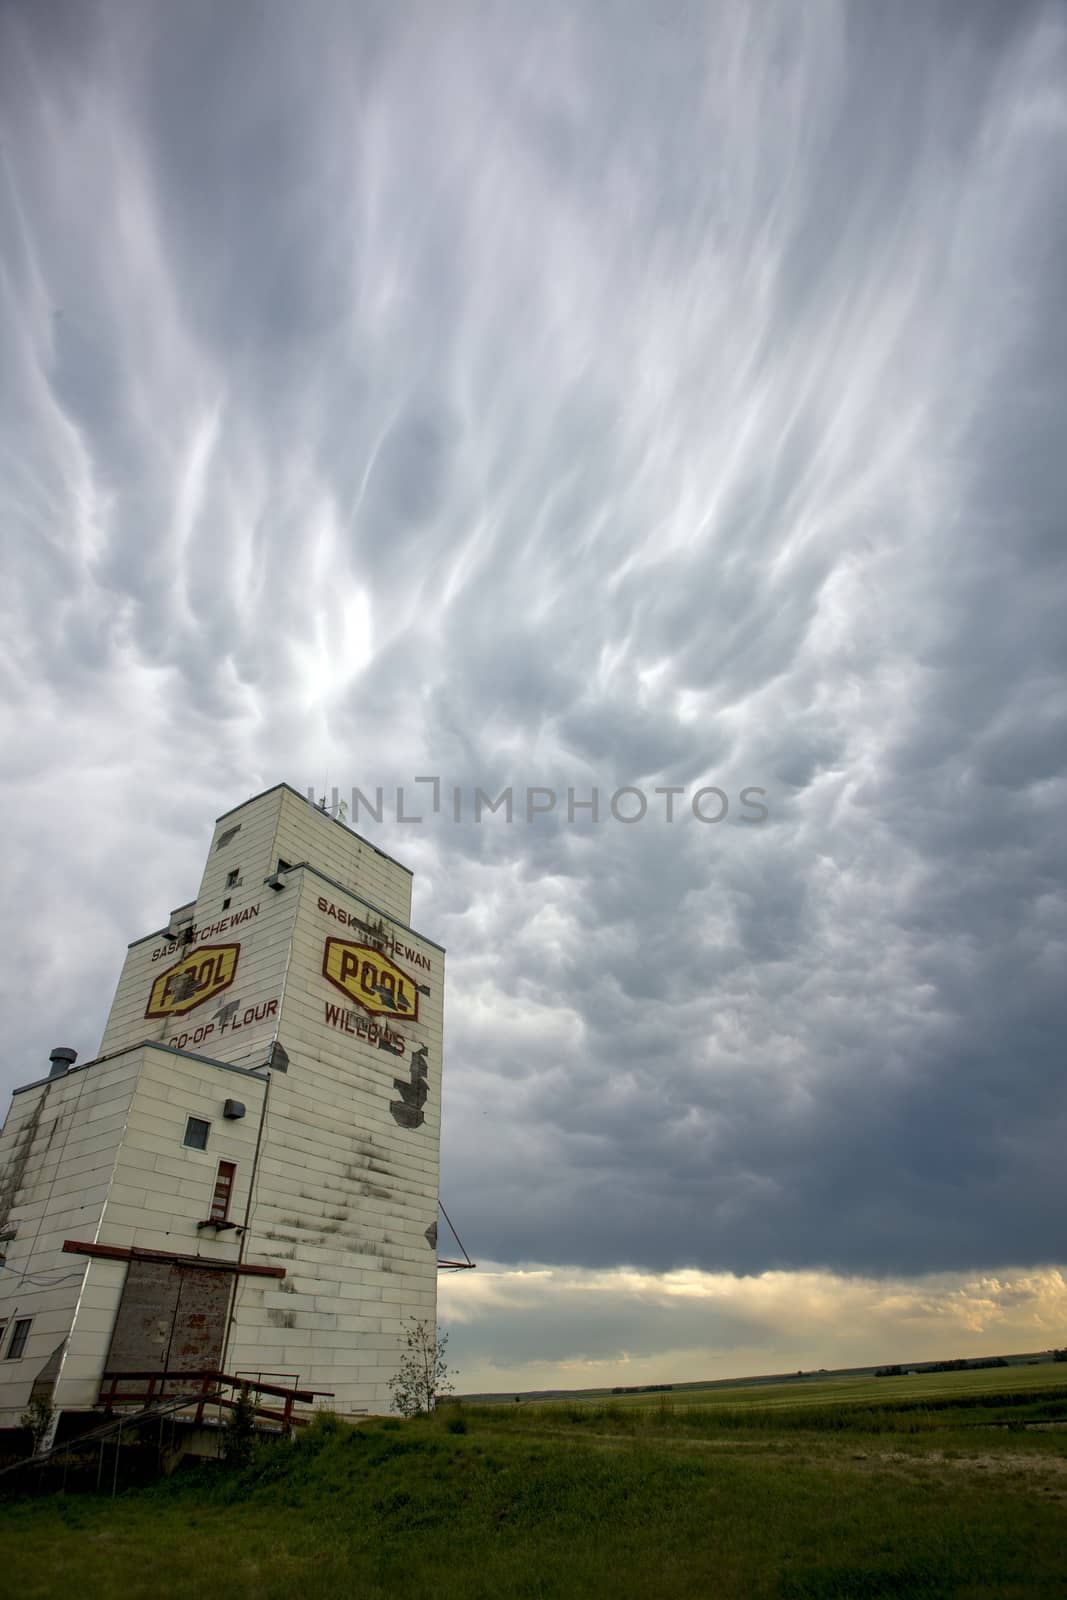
[322, 939, 420, 1022]
[145, 945, 240, 1019]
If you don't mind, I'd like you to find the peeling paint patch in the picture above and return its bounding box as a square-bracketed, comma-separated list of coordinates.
[390, 1046, 429, 1130]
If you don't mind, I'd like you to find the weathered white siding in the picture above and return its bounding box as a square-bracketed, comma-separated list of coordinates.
[0, 783, 444, 1426]
[227, 868, 443, 1413]
[0, 1052, 139, 1425]
[0, 1045, 269, 1424]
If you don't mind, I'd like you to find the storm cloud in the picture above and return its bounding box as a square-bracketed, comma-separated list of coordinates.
[2, 1, 1065, 1379]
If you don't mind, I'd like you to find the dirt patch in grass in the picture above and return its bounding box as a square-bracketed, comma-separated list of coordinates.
[487, 1420, 1067, 1501]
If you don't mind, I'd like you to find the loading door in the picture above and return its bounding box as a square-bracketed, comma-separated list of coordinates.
[103, 1259, 232, 1397]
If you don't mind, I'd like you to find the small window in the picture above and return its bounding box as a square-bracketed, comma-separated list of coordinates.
[225, 868, 240, 889]
[215, 825, 241, 851]
[277, 859, 293, 873]
[211, 1160, 237, 1223]
[222, 897, 231, 910]
[183, 1116, 211, 1151]
[6, 1318, 31, 1360]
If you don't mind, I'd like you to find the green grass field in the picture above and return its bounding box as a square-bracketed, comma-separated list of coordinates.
[587, 1361, 1067, 1412]
[5, 1362, 1067, 1598]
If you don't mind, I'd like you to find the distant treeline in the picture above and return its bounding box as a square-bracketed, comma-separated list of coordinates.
[611, 1384, 675, 1394]
[875, 1357, 1009, 1377]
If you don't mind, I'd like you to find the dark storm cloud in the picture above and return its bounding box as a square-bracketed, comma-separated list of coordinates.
[1, 0, 1065, 1312]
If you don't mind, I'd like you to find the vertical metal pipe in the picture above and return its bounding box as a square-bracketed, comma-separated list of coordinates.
[219, 1070, 272, 1376]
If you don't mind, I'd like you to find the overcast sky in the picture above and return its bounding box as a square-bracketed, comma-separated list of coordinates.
[2, 0, 1065, 1393]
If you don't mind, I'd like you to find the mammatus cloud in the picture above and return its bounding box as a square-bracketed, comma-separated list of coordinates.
[1, 1, 1065, 1378]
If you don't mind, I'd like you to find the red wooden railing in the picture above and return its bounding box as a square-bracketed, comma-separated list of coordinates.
[98, 1370, 333, 1431]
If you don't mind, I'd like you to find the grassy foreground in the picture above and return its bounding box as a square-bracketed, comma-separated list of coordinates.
[6, 1368, 1067, 1599]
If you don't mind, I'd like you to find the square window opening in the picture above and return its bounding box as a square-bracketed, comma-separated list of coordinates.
[211, 1160, 237, 1223]
[6, 1318, 31, 1360]
[184, 1116, 211, 1151]
[225, 868, 241, 889]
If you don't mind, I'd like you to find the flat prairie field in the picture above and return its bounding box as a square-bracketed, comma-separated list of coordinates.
[5, 1364, 1067, 1599]
[589, 1361, 1067, 1411]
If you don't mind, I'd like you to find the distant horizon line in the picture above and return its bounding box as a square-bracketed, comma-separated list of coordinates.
[455, 1345, 1064, 1402]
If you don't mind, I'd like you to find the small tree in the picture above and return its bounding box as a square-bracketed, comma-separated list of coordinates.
[387, 1319, 454, 1418]
[20, 1395, 54, 1455]
[223, 1384, 259, 1465]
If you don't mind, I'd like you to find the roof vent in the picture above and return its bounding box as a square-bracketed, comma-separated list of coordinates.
[48, 1047, 78, 1078]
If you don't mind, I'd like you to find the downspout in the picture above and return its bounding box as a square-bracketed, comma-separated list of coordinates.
[217, 1068, 271, 1378]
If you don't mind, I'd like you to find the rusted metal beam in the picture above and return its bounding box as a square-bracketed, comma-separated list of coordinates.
[63, 1240, 286, 1278]
[99, 1369, 324, 1404]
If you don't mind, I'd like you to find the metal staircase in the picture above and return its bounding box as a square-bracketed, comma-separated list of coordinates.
[0, 1370, 332, 1496]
